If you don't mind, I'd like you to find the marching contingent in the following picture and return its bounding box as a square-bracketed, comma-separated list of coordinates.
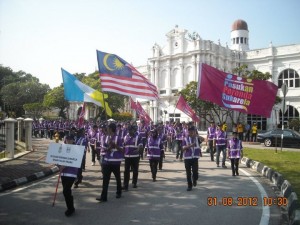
[34, 118, 244, 217]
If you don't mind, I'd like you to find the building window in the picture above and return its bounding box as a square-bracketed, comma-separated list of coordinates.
[169, 113, 181, 122]
[172, 89, 178, 94]
[236, 38, 239, 44]
[240, 37, 243, 44]
[233, 38, 235, 44]
[279, 105, 300, 129]
[160, 90, 166, 94]
[278, 69, 300, 88]
[247, 114, 267, 130]
[245, 38, 247, 44]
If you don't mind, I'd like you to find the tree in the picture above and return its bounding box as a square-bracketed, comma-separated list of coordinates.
[23, 103, 45, 119]
[43, 86, 69, 119]
[1, 81, 50, 117]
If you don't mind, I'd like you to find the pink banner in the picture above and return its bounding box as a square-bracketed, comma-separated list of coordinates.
[197, 63, 278, 118]
[176, 95, 200, 122]
[136, 101, 152, 123]
[130, 97, 151, 123]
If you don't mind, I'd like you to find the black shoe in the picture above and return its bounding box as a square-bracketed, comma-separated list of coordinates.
[211, 159, 214, 161]
[122, 186, 128, 191]
[65, 209, 75, 217]
[73, 184, 79, 188]
[153, 178, 156, 182]
[217, 164, 220, 167]
[132, 184, 137, 188]
[236, 171, 239, 176]
[159, 168, 162, 170]
[187, 187, 192, 191]
[222, 165, 227, 168]
[96, 197, 107, 202]
[193, 180, 197, 187]
[232, 173, 236, 176]
[116, 194, 122, 199]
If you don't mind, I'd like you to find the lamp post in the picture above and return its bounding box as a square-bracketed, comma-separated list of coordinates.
[280, 83, 288, 152]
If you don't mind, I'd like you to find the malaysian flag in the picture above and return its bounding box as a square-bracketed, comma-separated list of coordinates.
[176, 95, 200, 122]
[97, 50, 159, 100]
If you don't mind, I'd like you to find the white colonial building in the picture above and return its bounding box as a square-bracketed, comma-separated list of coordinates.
[140, 19, 300, 131]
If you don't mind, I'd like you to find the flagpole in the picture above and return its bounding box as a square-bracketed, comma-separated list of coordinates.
[101, 92, 108, 121]
[173, 95, 180, 122]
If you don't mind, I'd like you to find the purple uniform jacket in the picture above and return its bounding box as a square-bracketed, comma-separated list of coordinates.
[146, 137, 163, 160]
[102, 134, 124, 165]
[138, 125, 148, 140]
[99, 133, 107, 156]
[76, 136, 88, 150]
[61, 166, 78, 178]
[227, 138, 243, 159]
[182, 136, 202, 159]
[213, 130, 227, 146]
[207, 126, 216, 140]
[123, 134, 143, 158]
[89, 130, 98, 146]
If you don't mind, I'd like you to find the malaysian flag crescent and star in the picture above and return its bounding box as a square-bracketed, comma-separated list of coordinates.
[97, 50, 159, 100]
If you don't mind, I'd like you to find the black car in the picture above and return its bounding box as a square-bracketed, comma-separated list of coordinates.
[257, 129, 300, 148]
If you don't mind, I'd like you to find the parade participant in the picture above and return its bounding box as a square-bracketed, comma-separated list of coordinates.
[222, 122, 227, 132]
[244, 123, 251, 142]
[157, 124, 167, 170]
[167, 122, 175, 152]
[99, 124, 108, 172]
[54, 130, 60, 143]
[89, 125, 99, 166]
[137, 120, 148, 160]
[174, 122, 184, 161]
[59, 135, 77, 217]
[227, 132, 243, 176]
[122, 125, 143, 191]
[237, 122, 244, 140]
[74, 128, 89, 188]
[48, 121, 55, 140]
[213, 124, 228, 168]
[206, 121, 216, 161]
[251, 122, 258, 142]
[96, 123, 124, 202]
[182, 126, 202, 191]
[145, 128, 164, 182]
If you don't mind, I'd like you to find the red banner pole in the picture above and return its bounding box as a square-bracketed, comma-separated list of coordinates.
[52, 171, 61, 207]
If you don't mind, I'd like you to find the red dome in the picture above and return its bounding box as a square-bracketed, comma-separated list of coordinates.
[232, 19, 248, 31]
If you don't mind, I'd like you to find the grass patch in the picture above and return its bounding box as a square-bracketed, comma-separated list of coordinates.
[243, 148, 300, 200]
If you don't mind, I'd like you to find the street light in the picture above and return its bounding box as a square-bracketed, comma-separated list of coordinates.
[280, 83, 288, 152]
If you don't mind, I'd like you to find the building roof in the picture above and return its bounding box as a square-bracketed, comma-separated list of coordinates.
[232, 19, 248, 31]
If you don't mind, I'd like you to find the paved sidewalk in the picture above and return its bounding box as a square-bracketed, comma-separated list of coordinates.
[0, 138, 58, 192]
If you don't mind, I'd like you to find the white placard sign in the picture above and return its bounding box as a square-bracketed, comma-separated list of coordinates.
[46, 143, 85, 168]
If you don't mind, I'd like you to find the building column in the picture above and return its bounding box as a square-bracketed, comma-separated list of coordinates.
[179, 58, 184, 90]
[4, 118, 17, 159]
[24, 118, 34, 151]
[153, 65, 159, 122]
[17, 117, 24, 142]
[166, 60, 171, 95]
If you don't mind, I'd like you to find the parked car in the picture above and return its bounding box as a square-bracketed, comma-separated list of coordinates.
[257, 129, 300, 148]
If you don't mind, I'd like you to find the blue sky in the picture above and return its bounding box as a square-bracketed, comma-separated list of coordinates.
[1, 0, 300, 88]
